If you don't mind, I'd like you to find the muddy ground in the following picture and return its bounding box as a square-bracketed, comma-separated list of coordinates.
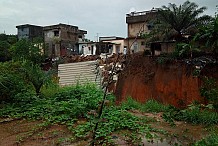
[0, 111, 213, 146]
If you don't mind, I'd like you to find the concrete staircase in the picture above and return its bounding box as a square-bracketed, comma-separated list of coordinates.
[58, 61, 101, 86]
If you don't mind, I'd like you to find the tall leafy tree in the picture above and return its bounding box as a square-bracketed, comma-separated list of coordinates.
[153, 1, 211, 42]
[0, 41, 11, 61]
[195, 16, 218, 54]
[10, 39, 45, 64]
[0, 34, 17, 62]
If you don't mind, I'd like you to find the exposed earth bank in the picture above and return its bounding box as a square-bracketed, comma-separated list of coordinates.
[115, 53, 218, 108]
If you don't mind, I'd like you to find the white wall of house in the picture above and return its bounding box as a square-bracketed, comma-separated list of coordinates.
[79, 43, 97, 55]
[102, 39, 126, 54]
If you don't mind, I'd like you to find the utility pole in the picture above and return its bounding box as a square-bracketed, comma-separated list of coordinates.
[96, 33, 100, 42]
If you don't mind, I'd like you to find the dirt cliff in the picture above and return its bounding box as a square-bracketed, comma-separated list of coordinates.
[115, 53, 218, 108]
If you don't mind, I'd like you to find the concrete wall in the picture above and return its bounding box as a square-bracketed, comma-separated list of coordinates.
[17, 27, 29, 40]
[102, 39, 127, 54]
[128, 23, 150, 38]
[44, 24, 86, 57]
[127, 38, 150, 53]
[161, 43, 176, 53]
[79, 43, 97, 55]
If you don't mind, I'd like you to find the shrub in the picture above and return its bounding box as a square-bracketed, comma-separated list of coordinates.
[194, 133, 218, 146]
[0, 61, 29, 102]
[121, 97, 168, 113]
[0, 84, 106, 124]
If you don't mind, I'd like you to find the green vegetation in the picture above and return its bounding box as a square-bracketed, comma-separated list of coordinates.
[121, 97, 218, 125]
[0, 1, 217, 145]
[147, 0, 211, 43]
[200, 76, 218, 110]
[0, 34, 17, 62]
[10, 39, 46, 64]
[73, 106, 153, 145]
[0, 84, 104, 122]
[121, 97, 168, 113]
[194, 133, 218, 146]
[164, 103, 218, 125]
[0, 82, 218, 145]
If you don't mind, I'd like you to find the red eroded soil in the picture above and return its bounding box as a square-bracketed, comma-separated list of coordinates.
[115, 53, 218, 107]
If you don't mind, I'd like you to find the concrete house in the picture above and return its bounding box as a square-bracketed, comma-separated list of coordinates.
[16, 24, 43, 41]
[78, 41, 97, 55]
[78, 41, 114, 56]
[43, 23, 87, 58]
[99, 36, 127, 54]
[126, 10, 156, 53]
[126, 10, 176, 55]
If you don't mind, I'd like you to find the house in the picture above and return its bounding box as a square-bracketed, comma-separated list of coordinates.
[99, 36, 127, 54]
[126, 10, 157, 53]
[43, 23, 87, 58]
[78, 41, 114, 56]
[126, 10, 177, 55]
[16, 24, 43, 41]
[78, 41, 97, 55]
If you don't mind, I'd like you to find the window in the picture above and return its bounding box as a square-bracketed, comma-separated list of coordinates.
[147, 23, 153, 30]
[141, 41, 145, 45]
[54, 31, 59, 37]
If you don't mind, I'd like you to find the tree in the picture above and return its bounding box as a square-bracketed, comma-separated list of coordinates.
[0, 34, 17, 62]
[10, 39, 45, 64]
[0, 61, 27, 101]
[195, 16, 218, 54]
[0, 41, 11, 61]
[154, 0, 211, 42]
[21, 61, 54, 95]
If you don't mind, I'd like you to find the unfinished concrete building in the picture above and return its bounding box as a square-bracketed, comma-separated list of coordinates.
[43, 23, 87, 58]
[99, 36, 127, 54]
[126, 10, 157, 53]
[126, 10, 176, 55]
[16, 24, 43, 41]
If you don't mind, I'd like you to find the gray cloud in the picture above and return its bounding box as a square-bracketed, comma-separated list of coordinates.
[0, 0, 217, 39]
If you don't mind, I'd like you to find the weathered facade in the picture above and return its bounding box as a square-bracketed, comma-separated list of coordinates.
[126, 10, 157, 53]
[43, 23, 87, 57]
[16, 24, 43, 41]
[78, 41, 114, 55]
[99, 36, 127, 54]
[78, 42, 97, 55]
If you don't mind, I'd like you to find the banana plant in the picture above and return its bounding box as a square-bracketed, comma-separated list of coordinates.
[177, 40, 200, 59]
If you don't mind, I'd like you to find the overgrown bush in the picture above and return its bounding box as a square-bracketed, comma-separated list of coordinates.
[0, 84, 107, 124]
[200, 76, 218, 110]
[0, 61, 29, 101]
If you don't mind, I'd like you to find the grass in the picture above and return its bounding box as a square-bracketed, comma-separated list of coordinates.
[121, 97, 169, 113]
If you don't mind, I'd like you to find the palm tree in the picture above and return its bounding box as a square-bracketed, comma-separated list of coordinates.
[21, 61, 54, 95]
[155, 0, 211, 42]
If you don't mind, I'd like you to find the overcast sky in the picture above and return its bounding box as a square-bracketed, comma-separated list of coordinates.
[0, 0, 217, 40]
